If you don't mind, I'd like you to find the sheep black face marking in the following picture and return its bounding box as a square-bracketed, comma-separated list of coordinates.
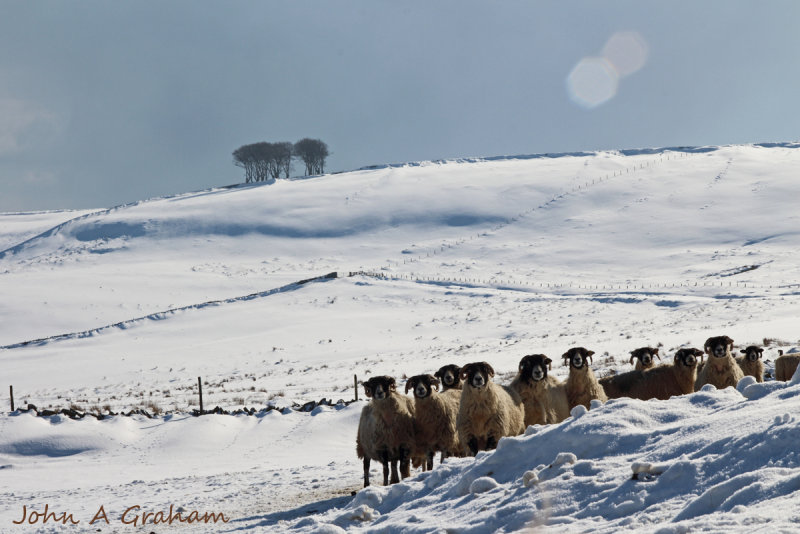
[563, 347, 594, 370]
[705, 336, 734, 359]
[435, 364, 462, 389]
[364, 376, 396, 400]
[674, 348, 703, 367]
[461, 362, 495, 390]
[518, 354, 551, 383]
[405, 374, 440, 399]
[741, 346, 763, 362]
[630, 347, 660, 367]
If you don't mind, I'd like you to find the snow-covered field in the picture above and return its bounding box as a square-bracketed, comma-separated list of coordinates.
[2, 143, 800, 532]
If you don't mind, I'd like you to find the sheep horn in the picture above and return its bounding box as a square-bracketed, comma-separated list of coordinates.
[459, 365, 471, 380]
[405, 379, 414, 394]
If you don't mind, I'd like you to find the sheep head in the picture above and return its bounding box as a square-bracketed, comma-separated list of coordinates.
[704, 335, 734, 359]
[434, 364, 462, 390]
[740, 345, 764, 362]
[460, 362, 495, 390]
[563, 347, 594, 370]
[518, 354, 552, 383]
[629, 347, 660, 368]
[674, 348, 704, 367]
[405, 374, 440, 399]
[363, 376, 396, 400]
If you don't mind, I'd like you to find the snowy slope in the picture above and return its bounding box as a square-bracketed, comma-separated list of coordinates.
[1, 144, 800, 532]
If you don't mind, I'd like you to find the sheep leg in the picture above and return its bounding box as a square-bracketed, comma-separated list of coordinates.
[400, 446, 411, 479]
[363, 456, 371, 487]
[467, 436, 479, 457]
[426, 451, 434, 471]
[440, 451, 446, 464]
[486, 435, 497, 450]
[390, 460, 400, 484]
[381, 450, 390, 486]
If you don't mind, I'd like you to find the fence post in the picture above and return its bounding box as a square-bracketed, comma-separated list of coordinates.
[9, 385, 14, 412]
[354, 375, 359, 401]
[198, 377, 204, 414]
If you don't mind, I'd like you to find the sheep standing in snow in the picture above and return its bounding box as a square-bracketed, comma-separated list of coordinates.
[563, 347, 607, 410]
[456, 362, 525, 456]
[630, 347, 661, 371]
[405, 374, 461, 469]
[737, 345, 765, 383]
[601, 348, 704, 400]
[356, 376, 416, 487]
[434, 364, 463, 391]
[774, 349, 800, 381]
[695, 335, 744, 391]
[509, 354, 570, 426]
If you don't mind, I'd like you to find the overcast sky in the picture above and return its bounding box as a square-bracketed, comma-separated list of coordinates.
[1, 1, 799, 212]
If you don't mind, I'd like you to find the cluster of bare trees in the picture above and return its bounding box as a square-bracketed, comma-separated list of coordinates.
[232, 138, 329, 184]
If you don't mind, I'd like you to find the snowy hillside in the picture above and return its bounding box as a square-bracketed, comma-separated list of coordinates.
[2, 143, 800, 532]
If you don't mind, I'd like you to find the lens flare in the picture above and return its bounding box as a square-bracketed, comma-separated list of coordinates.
[566, 57, 618, 109]
[603, 31, 649, 77]
[566, 31, 649, 109]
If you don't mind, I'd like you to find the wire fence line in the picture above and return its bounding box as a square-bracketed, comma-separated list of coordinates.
[349, 271, 800, 294]
[6, 373, 363, 420]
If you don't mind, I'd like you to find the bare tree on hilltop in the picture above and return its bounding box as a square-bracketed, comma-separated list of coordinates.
[232, 141, 293, 183]
[232, 138, 329, 183]
[293, 138, 330, 176]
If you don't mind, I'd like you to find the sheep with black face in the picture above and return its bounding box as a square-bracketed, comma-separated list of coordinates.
[737, 345, 765, 383]
[630, 347, 661, 371]
[405, 374, 461, 470]
[356, 375, 416, 487]
[434, 364, 463, 391]
[509, 354, 570, 426]
[563, 347, 607, 410]
[601, 347, 704, 400]
[695, 335, 744, 391]
[456, 362, 525, 456]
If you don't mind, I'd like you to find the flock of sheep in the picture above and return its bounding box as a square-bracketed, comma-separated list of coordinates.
[356, 335, 800, 487]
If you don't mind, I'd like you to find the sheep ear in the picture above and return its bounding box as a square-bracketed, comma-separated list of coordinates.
[433, 369, 442, 379]
[740, 349, 747, 354]
[431, 378, 440, 391]
[726, 336, 734, 348]
[629, 354, 636, 365]
[545, 357, 552, 370]
[655, 352, 661, 360]
[404, 379, 414, 394]
[587, 354, 593, 365]
[484, 362, 495, 377]
[388, 378, 396, 391]
[653, 348, 660, 355]
[363, 385, 373, 398]
[563, 355, 570, 366]
[673, 354, 680, 365]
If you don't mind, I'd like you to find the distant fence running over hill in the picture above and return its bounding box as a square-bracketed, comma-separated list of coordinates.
[350, 271, 800, 293]
[384, 151, 699, 270]
[0, 272, 341, 351]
